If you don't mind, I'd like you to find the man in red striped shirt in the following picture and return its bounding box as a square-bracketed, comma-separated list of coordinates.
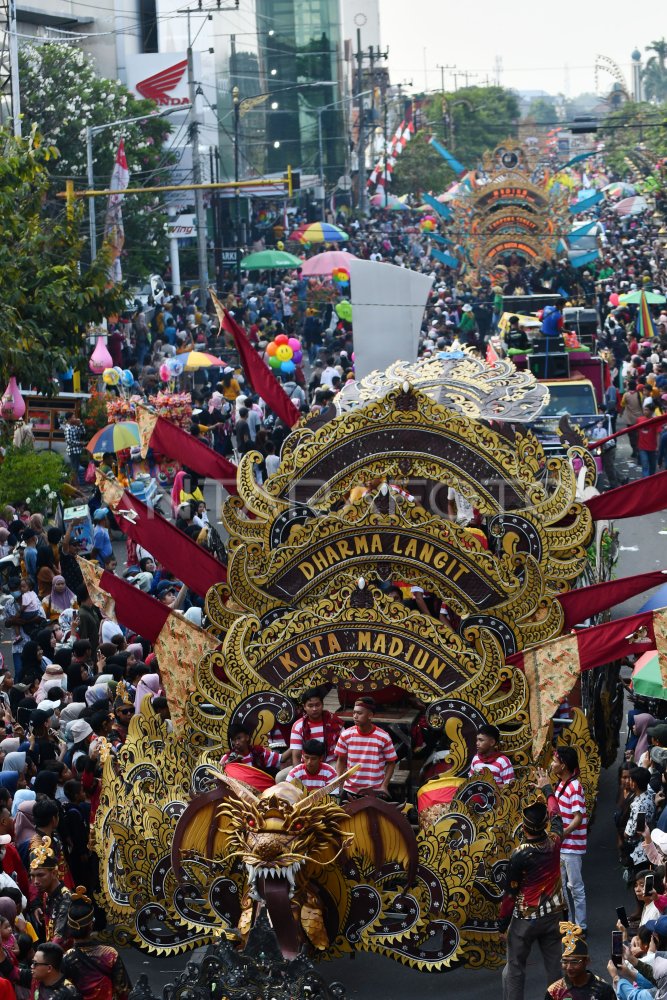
[334, 698, 397, 798]
[469, 723, 515, 786]
[553, 745, 587, 932]
[287, 740, 338, 791]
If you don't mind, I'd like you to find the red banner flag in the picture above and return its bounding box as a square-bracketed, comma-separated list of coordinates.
[136, 405, 238, 493]
[213, 294, 301, 429]
[557, 570, 667, 631]
[79, 558, 169, 642]
[586, 469, 667, 521]
[98, 478, 225, 597]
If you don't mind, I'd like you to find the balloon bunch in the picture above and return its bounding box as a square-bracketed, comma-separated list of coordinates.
[103, 367, 135, 389]
[420, 216, 437, 233]
[266, 334, 303, 375]
[159, 358, 185, 382]
[336, 301, 353, 323]
[332, 267, 350, 287]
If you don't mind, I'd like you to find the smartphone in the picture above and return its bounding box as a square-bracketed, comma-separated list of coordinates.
[612, 930, 624, 967]
[645, 874, 655, 896]
[637, 812, 647, 834]
[616, 906, 629, 929]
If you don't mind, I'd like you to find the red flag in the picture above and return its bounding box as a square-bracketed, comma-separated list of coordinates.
[100, 569, 170, 641]
[586, 469, 667, 521]
[137, 405, 238, 493]
[508, 607, 666, 674]
[557, 570, 667, 631]
[213, 294, 301, 428]
[99, 482, 225, 597]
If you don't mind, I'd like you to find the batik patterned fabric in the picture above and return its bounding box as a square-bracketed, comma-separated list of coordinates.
[522, 633, 580, 758]
[63, 942, 131, 1000]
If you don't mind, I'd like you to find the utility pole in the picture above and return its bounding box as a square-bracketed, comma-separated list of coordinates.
[436, 63, 455, 96]
[7, 0, 20, 137]
[356, 29, 367, 215]
[184, 9, 209, 304]
[355, 34, 388, 215]
[232, 85, 241, 291]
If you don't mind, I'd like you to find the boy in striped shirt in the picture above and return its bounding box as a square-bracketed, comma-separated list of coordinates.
[469, 723, 515, 786]
[553, 744, 587, 931]
[335, 698, 397, 798]
[287, 740, 338, 791]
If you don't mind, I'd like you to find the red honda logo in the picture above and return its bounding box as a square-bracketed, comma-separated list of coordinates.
[136, 59, 190, 106]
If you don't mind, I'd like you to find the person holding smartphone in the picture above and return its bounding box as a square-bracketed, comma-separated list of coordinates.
[624, 768, 656, 870]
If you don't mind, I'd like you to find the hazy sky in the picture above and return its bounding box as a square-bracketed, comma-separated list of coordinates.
[379, 0, 663, 98]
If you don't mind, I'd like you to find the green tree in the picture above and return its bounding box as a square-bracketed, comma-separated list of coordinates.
[391, 86, 520, 196]
[524, 97, 559, 125]
[644, 38, 667, 103]
[18, 42, 176, 283]
[0, 126, 125, 391]
[598, 101, 667, 175]
[391, 131, 454, 196]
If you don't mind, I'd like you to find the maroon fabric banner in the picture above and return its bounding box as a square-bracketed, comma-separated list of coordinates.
[557, 570, 667, 631]
[143, 409, 238, 493]
[101, 570, 170, 641]
[100, 483, 226, 596]
[212, 294, 302, 429]
[586, 469, 667, 521]
[508, 607, 663, 673]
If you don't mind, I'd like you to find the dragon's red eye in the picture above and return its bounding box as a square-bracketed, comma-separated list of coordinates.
[292, 820, 304, 831]
[247, 818, 256, 828]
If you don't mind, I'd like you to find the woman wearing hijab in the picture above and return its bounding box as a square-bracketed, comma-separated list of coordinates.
[33, 771, 58, 799]
[41, 576, 77, 623]
[17, 643, 42, 686]
[134, 673, 162, 714]
[35, 547, 58, 599]
[0, 773, 18, 797]
[1, 754, 27, 789]
[34, 628, 56, 668]
[633, 712, 658, 763]
[13, 799, 35, 843]
[85, 685, 109, 709]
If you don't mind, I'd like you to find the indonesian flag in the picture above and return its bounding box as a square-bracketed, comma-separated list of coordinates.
[104, 139, 129, 283]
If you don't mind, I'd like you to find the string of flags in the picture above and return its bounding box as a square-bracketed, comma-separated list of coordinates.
[367, 119, 415, 190]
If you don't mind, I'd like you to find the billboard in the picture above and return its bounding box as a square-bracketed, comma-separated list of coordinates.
[126, 53, 190, 107]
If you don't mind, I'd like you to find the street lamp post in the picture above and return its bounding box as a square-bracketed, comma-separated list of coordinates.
[85, 108, 180, 261]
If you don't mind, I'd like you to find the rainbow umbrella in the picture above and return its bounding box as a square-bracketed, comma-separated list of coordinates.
[636, 290, 658, 340]
[619, 289, 666, 306]
[632, 650, 667, 700]
[289, 222, 349, 243]
[172, 351, 225, 371]
[88, 421, 140, 453]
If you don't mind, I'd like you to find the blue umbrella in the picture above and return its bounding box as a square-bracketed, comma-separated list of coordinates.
[639, 583, 667, 613]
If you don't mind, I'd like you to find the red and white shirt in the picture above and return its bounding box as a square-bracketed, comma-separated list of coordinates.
[469, 753, 515, 786]
[219, 746, 280, 770]
[290, 718, 330, 760]
[555, 777, 587, 854]
[334, 725, 398, 794]
[287, 760, 337, 790]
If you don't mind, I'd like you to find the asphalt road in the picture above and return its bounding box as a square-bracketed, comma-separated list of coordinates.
[116, 438, 667, 998]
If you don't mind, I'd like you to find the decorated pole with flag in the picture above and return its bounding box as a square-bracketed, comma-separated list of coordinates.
[104, 139, 129, 283]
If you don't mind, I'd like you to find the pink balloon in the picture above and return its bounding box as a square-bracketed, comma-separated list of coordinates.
[159, 364, 170, 382]
[351, 352, 355, 362]
[288, 337, 301, 351]
[609, 292, 620, 306]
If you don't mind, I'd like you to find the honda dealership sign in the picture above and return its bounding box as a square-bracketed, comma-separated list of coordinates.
[126, 53, 192, 107]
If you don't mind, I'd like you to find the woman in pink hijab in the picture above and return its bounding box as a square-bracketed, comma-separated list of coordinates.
[633, 712, 658, 764]
[134, 673, 163, 714]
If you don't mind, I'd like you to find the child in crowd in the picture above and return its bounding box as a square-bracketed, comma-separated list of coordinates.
[287, 740, 337, 791]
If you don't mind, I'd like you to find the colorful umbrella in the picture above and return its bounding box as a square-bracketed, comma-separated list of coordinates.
[632, 650, 666, 700]
[614, 196, 649, 216]
[301, 250, 357, 277]
[619, 289, 666, 306]
[289, 222, 349, 243]
[240, 249, 303, 270]
[166, 351, 227, 372]
[370, 193, 400, 208]
[603, 182, 637, 199]
[88, 421, 140, 453]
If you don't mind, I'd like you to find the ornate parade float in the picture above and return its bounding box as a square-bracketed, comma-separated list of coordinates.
[92, 352, 609, 994]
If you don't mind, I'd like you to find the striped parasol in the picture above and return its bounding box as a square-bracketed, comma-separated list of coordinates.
[637, 290, 657, 340]
[88, 421, 140, 453]
[288, 222, 349, 243]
